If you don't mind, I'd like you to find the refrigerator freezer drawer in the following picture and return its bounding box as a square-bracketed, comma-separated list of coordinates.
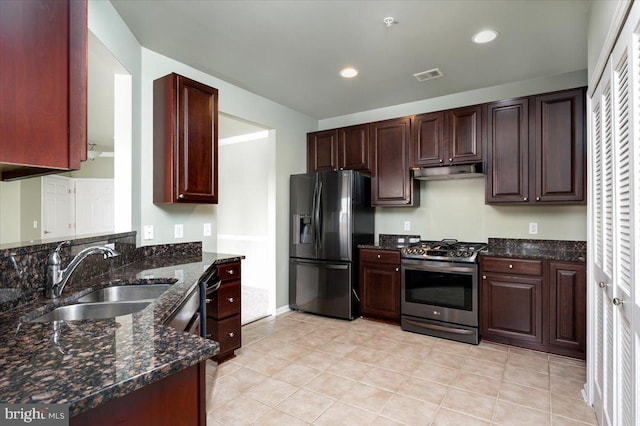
[289, 259, 355, 320]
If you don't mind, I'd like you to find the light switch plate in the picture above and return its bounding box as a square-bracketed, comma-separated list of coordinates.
[174, 224, 184, 239]
[203, 223, 211, 237]
[529, 222, 538, 235]
[404, 221, 411, 231]
[143, 225, 154, 240]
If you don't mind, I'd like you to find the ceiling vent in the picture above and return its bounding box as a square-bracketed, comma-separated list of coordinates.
[413, 68, 443, 82]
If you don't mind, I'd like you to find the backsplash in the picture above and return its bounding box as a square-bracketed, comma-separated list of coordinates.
[0, 232, 202, 310]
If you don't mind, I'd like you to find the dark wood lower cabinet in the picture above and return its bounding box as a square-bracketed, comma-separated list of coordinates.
[549, 261, 586, 353]
[206, 261, 242, 362]
[480, 256, 586, 359]
[359, 249, 401, 322]
[481, 274, 544, 344]
[71, 362, 206, 426]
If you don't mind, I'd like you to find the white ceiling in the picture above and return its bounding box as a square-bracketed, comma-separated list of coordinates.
[111, 0, 590, 120]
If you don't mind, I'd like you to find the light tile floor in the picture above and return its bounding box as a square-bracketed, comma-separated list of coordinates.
[205, 312, 597, 426]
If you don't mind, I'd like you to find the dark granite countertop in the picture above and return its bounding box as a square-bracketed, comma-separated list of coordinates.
[0, 252, 243, 416]
[481, 238, 586, 263]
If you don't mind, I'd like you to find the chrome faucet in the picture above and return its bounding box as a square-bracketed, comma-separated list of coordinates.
[45, 241, 119, 299]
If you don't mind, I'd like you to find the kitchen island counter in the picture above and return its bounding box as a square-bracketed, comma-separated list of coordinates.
[0, 252, 243, 417]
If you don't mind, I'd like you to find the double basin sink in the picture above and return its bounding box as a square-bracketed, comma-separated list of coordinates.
[30, 284, 172, 323]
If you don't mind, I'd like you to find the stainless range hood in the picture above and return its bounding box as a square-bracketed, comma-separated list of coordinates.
[411, 162, 484, 180]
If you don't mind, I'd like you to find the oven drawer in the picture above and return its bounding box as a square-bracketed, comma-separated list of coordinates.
[482, 257, 543, 276]
[360, 249, 400, 264]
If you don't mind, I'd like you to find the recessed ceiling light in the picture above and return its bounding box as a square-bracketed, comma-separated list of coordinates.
[472, 30, 499, 44]
[340, 67, 358, 78]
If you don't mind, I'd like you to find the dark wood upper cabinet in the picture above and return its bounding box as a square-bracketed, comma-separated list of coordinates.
[307, 130, 338, 172]
[338, 124, 370, 171]
[370, 117, 419, 206]
[411, 106, 481, 167]
[447, 105, 483, 164]
[411, 112, 445, 167]
[0, 0, 88, 181]
[534, 88, 586, 203]
[307, 125, 369, 172]
[486, 87, 586, 205]
[485, 98, 530, 203]
[153, 73, 219, 204]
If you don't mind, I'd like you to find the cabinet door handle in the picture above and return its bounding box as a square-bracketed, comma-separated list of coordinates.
[613, 297, 624, 306]
[599, 281, 608, 288]
[449, 158, 453, 162]
[206, 298, 213, 304]
[508, 264, 513, 269]
[536, 196, 541, 201]
[523, 196, 528, 201]
[228, 269, 234, 275]
[377, 254, 381, 259]
[178, 194, 185, 199]
[228, 332, 235, 338]
[227, 297, 234, 303]
[482, 275, 487, 279]
[395, 268, 399, 272]
[439, 159, 443, 163]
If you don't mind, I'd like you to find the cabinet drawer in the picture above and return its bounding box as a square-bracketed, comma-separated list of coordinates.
[482, 257, 543, 276]
[218, 262, 241, 281]
[360, 249, 400, 264]
[207, 281, 241, 319]
[207, 315, 241, 355]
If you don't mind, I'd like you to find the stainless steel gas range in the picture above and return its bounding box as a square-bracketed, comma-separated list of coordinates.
[400, 239, 487, 345]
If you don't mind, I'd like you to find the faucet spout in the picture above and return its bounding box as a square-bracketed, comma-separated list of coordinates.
[46, 243, 119, 299]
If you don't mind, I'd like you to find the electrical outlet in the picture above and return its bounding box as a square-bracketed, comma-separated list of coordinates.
[403, 221, 411, 231]
[203, 223, 211, 237]
[174, 269, 184, 283]
[174, 224, 184, 239]
[143, 225, 154, 240]
[529, 222, 539, 235]
[33, 220, 38, 229]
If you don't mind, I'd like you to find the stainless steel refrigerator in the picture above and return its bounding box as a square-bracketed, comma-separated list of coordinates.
[289, 170, 374, 320]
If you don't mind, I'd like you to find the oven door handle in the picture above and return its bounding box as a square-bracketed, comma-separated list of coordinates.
[401, 263, 476, 274]
[403, 318, 475, 335]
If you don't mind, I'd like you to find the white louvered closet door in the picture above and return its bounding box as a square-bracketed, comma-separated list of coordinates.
[589, 3, 639, 425]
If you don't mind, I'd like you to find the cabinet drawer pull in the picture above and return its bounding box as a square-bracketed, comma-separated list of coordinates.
[613, 297, 624, 306]
[377, 254, 381, 259]
[599, 281, 608, 289]
[509, 264, 513, 269]
[206, 298, 213, 304]
[227, 297, 235, 303]
[228, 332, 235, 338]
[228, 269, 235, 275]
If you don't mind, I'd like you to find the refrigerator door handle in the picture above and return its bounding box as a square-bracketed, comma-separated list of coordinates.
[311, 175, 318, 254]
[316, 179, 323, 254]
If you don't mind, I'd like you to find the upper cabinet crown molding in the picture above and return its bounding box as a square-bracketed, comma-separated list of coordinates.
[0, 0, 88, 181]
[153, 73, 219, 204]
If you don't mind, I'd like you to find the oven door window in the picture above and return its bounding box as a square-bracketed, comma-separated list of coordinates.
[405, 269, 473, 311]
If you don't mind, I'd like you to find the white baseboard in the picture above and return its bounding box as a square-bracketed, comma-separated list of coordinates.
[275, 305, 291, 316]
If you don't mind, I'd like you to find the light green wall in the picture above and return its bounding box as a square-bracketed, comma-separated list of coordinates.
[68, 158, 115, 179]
[587, 0, 625, 80]
[20, 178, 41, 242]
[376, 179, 587, 242]
[0, 181, 21, 244]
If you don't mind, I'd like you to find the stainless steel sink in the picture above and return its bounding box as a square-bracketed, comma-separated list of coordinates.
[30, 301, 151, 322]
[76, 284, 172, 303]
